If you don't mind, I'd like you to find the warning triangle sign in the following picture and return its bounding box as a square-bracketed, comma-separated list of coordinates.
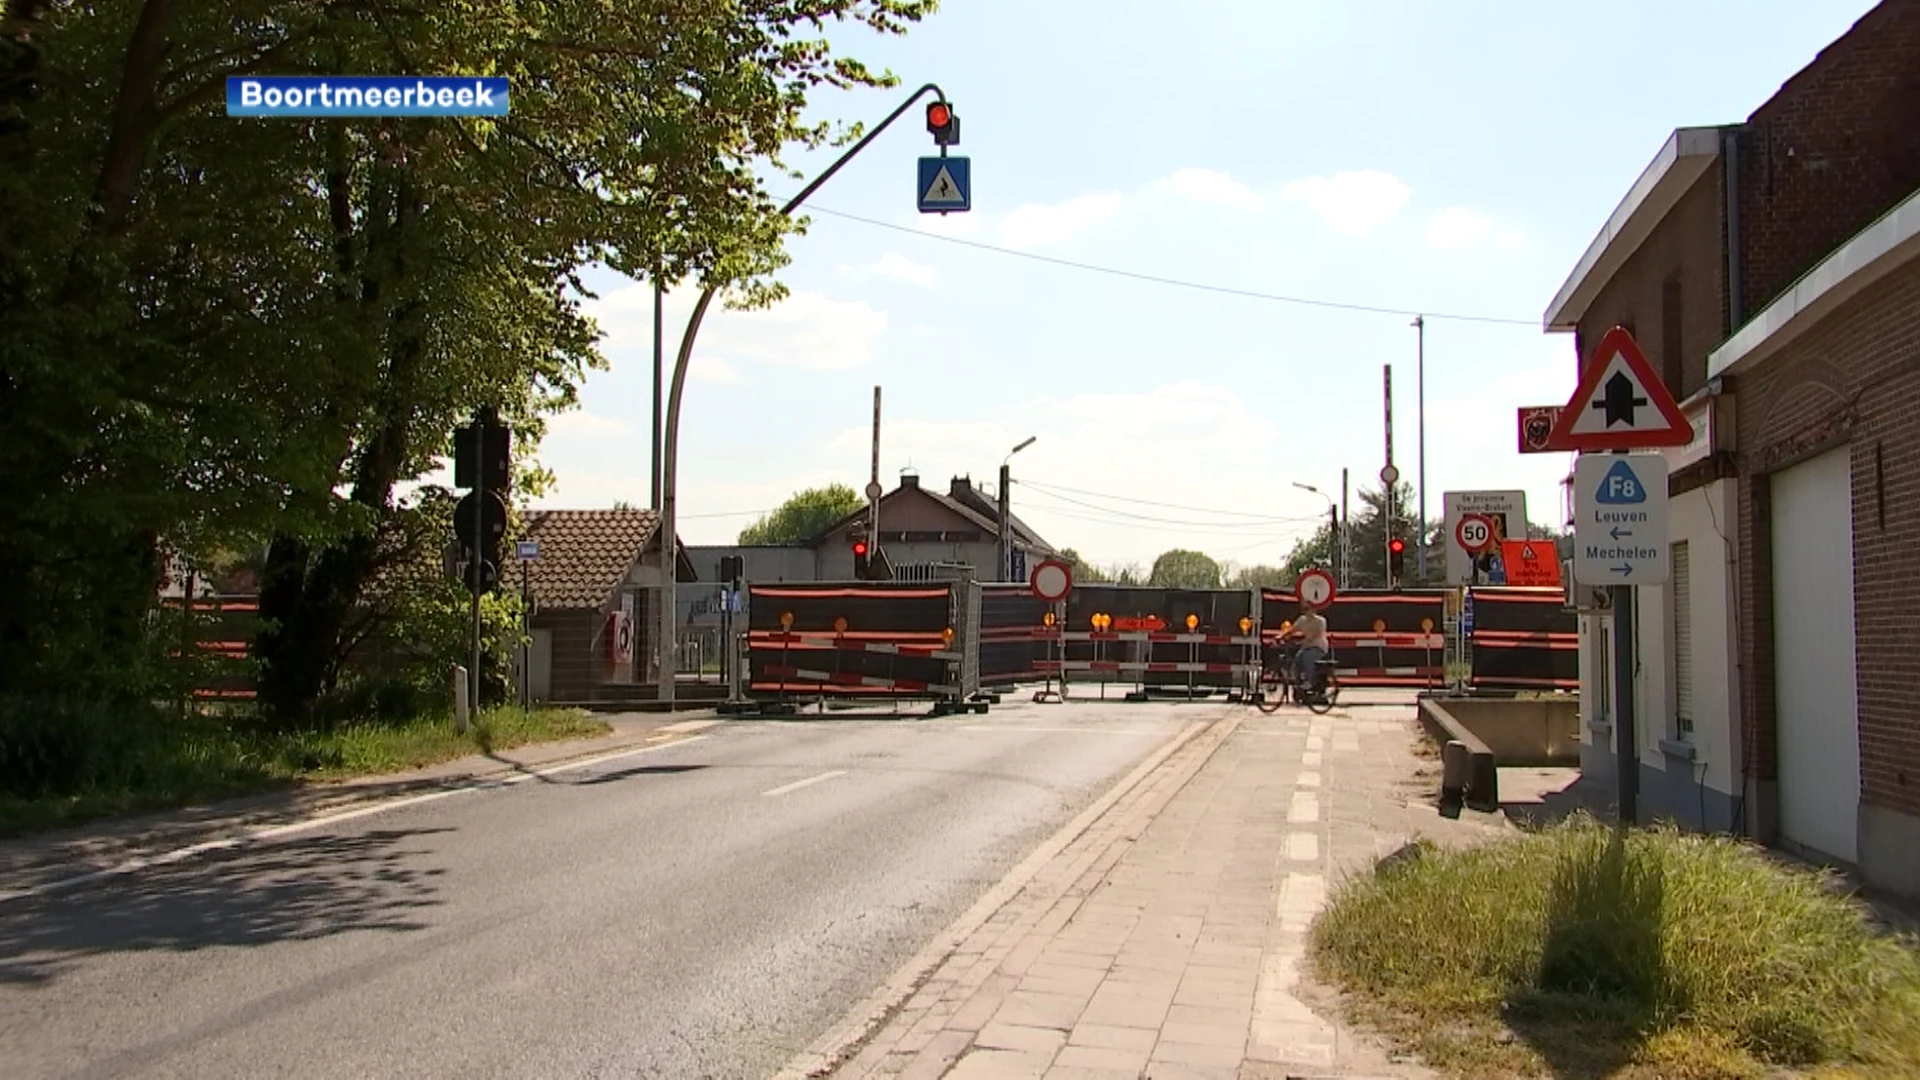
[1547, 325, 1692, 450]
[921, 164, 965, 206]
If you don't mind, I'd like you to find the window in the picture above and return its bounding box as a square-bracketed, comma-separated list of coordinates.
[1672, 540, 1694, 737]
[1662, 277, 1685, 396]
[1595, 620, 1613, 721]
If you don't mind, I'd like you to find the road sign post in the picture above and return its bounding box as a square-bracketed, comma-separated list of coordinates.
[1295, 568, 1337, 610]
[1442, 490, 1527, 586]
[1553, 325, 1689, 827]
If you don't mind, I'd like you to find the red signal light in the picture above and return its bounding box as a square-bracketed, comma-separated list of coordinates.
[852, 540, 869, 556]
[1389, 538, 1405, 553]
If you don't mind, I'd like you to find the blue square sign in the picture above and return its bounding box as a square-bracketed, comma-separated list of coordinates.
[917, 156, 971, 213]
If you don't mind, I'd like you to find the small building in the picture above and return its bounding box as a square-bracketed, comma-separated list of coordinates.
[1543, 0, 1920, 900]
[519, 508, 695, 705]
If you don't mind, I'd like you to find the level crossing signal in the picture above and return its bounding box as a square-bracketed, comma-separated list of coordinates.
[852, 536, 871, 579]
[1387, 536, 1406, 587]
[926, 101, 959, 146]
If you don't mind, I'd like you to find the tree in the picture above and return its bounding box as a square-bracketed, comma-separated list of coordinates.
[1057, 548, 1109, 583]
[0, 0, 937, 716]
[1227, 564, 1293, 589]
[1148, 549, 1222, 589]
[738, 484, 864, 545]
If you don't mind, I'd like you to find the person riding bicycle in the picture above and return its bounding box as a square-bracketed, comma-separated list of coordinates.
[1283, 603, 1331, 695]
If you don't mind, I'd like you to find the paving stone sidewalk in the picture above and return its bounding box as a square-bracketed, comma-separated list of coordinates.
[821, 702, 1510, 1080]
[0, 713, 717, 893]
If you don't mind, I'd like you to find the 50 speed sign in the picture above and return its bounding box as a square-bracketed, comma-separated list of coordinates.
[1455, 513, 1495, 555]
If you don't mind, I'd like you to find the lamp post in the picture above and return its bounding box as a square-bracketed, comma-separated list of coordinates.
[654, 83, 953, 705]
[1293, 481, 1342, 587]
[1412, 314, 1427, 582]
[1000, 436, 1036, 580]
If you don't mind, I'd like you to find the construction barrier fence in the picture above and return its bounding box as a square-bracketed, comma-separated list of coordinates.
[1262, 589, 1448, 687]
[1465, 586, 1578, 691]
[979, 583, 1051, 688]
[1027, 585, 1262, 696]
[744, 581, 978, 702]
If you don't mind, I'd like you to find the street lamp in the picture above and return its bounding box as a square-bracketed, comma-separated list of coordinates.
[654, 82, 953, 705]
[1412, 315, 1427, 582]
[1000, 436, 1036, 581]
[1293, 482, 1343, 587]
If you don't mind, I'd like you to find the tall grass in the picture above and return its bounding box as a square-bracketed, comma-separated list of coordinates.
[0, 695, 606, 838]
[1312, 815, 1920, 1077]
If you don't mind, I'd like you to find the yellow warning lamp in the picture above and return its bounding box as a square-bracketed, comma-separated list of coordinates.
[1281, 620, 1293, 635]
[1372, 618, 1387, 632]
[1238, 616, 1252, 634]
[942, 626, 955, 645]
[1420, 617, 1434, 632]
[833, 615, 849, 634]
[1185, 614, 1199, 631]
[1042, 611, 1056, 627]
[779, 611, 795, 631]
[1099, 612, 1113, 631]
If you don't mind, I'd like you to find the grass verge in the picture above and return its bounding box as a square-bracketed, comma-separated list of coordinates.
[0, 705, 608, 840]
[1311, 814, 1920, 1079]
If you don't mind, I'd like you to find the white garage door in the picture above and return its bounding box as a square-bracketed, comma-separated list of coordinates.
[1770, 446, 1860, 864]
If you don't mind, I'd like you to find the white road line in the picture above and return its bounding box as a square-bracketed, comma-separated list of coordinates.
[761, 770, 848, 798]
[0, 734, 711, 904]
[1298, 770, 1322, 788]
[1287, 792, 1320, 823]
[1287, 832, 1320, 862]
[658, 718, 724, 735]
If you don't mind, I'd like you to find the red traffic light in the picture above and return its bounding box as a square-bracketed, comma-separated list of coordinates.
[1389, 538, 1406, 553]
[852, 540, 869, 556]
[927, 102, 951, 128]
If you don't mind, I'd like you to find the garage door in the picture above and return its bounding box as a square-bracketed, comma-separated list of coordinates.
[1769, 446, 1860, 864]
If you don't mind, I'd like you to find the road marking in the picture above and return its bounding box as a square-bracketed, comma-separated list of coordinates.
[1301, 751, 1322, 768]
[1278, 872, 1327, 933]
[0, 735, 711, 903]
[954, 726, 1159, 736]
[1287, 832, 1319, 862]
[1306, 735, 1324, 751]
[1298, 770, 1321, 788]
[761, 770, 848, 797]
[658, 718, 723, 735]
[1288, 792, 1320, 823]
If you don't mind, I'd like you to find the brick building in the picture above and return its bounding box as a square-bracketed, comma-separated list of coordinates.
[1543, 0, 1920, 897]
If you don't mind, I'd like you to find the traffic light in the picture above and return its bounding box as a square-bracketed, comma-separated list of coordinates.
[852, 535, 871, 579]
[926, 100, 959, 146]
[453, 406, 511, 493]
[1387, 536, 1406, 587]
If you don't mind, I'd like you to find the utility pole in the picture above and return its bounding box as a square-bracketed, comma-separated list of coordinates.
[651, 274, 664, 509]
[868, 386, 883, 567]
[1413, 315, 1427, 582]
[1383, 365, 1399, 587]
[1000, 436, 1036, 580]
[1340, 467, 1351, 590]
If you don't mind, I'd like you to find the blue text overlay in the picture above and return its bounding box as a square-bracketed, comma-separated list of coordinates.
[226, 77, 510, 118]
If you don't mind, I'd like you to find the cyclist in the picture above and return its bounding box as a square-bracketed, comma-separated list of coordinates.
[1284, 601, 1331, 696]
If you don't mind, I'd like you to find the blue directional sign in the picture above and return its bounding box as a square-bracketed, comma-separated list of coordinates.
[515, 540, 539, 561]
[1573, 453, 1669, 587]
[917, 156, 971, 213]
[1009, 546, 1026, 584]
[1595, 459, 1648, 504]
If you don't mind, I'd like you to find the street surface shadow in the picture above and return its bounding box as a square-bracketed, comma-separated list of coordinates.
[0, 826, 451, 986]
[1503, 770, 1614, 831]
[571, 764, 707, 786]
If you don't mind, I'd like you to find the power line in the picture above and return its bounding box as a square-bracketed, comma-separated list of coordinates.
[799, 203, 1538, 327]
[1017, 478, 1326, 524]
[1016, 491, 1323, 536]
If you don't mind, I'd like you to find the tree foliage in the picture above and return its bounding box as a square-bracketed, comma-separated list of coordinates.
[0, 0, 935, 718]
[1148, 549, 1222, 590]
[738, 484, 864, 545]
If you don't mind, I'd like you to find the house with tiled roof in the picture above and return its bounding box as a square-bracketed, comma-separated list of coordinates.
[809, 471, 1056, 581]
[519, 508, 696, 705]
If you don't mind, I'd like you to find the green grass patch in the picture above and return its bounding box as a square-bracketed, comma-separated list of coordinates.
[0, 699, 607, 839]
[1311, 815, 1920, 1079]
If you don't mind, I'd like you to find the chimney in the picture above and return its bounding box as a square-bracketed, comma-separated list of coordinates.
[950, 475, 972, 499]
[899, 470, 919, 489]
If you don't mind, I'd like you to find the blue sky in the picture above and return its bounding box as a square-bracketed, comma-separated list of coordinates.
[535, 0, 1877, 571]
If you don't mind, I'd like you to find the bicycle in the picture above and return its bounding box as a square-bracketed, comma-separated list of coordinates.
[1254, 644, 1340, 714]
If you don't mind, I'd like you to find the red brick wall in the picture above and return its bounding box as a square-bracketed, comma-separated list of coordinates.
[1733, 257, 1920, 819]
[1735, 0, 1920, 325]
[1575, 159, 1728, 399]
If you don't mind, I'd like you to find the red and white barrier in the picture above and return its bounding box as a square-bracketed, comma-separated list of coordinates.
[760, 664, 958, 694]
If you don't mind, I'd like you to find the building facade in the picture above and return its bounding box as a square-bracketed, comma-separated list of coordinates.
[1544, 0, 1920, 898]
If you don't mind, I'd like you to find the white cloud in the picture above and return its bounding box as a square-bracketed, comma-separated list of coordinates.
[587, 282, 888, 373]
[1279, 170, 1412, 235]
[840, 252, 938, 288]
[1424, 206, 1526, 252]
[546, 410, 632, 437]
[1150, 167, 1264, 211]
[998, 192, 1126, 249]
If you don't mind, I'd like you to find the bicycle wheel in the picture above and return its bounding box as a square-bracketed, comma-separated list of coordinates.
[1255, 668, 1285, 713]
[1307, 673, 1339, 715]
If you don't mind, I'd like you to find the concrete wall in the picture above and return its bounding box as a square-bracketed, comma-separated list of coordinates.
[1424, 695, 1581, 765]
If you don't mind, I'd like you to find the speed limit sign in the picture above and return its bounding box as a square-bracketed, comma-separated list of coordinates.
[1455, 513, 1495, 555]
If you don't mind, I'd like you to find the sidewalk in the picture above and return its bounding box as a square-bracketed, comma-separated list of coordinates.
[0, 712, 717, 895]
[807, 703, 1509, 1080]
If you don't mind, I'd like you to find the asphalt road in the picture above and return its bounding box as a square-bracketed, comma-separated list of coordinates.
[0, 700, 1220, 1079]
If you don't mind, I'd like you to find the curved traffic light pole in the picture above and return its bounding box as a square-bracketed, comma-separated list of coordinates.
[654, 83, 950, 704]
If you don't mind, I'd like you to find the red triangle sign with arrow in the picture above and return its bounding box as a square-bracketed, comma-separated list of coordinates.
[1547, 325, 1693, 450]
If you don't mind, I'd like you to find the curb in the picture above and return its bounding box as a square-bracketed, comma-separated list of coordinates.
[774, 712, 1240, 1080]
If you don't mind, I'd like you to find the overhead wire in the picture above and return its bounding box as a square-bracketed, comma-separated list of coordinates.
[797, 202, 1539, 327]
[1014, 478, 1326, 525]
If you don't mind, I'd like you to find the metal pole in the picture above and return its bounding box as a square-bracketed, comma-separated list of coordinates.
[1340, 467, 1350, 590]
[656, 82, 952, 704]
[871, 386, 883, 553]
[1383, 365, 1395, 586]
[652, 274, 664, 509]
[470, 416, 485, 715]
[998, 463, 1012, 581]
[1414, 315, 1427, 582]
[1612, 582, 1638, 825]
[520, 558, 530, 710]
